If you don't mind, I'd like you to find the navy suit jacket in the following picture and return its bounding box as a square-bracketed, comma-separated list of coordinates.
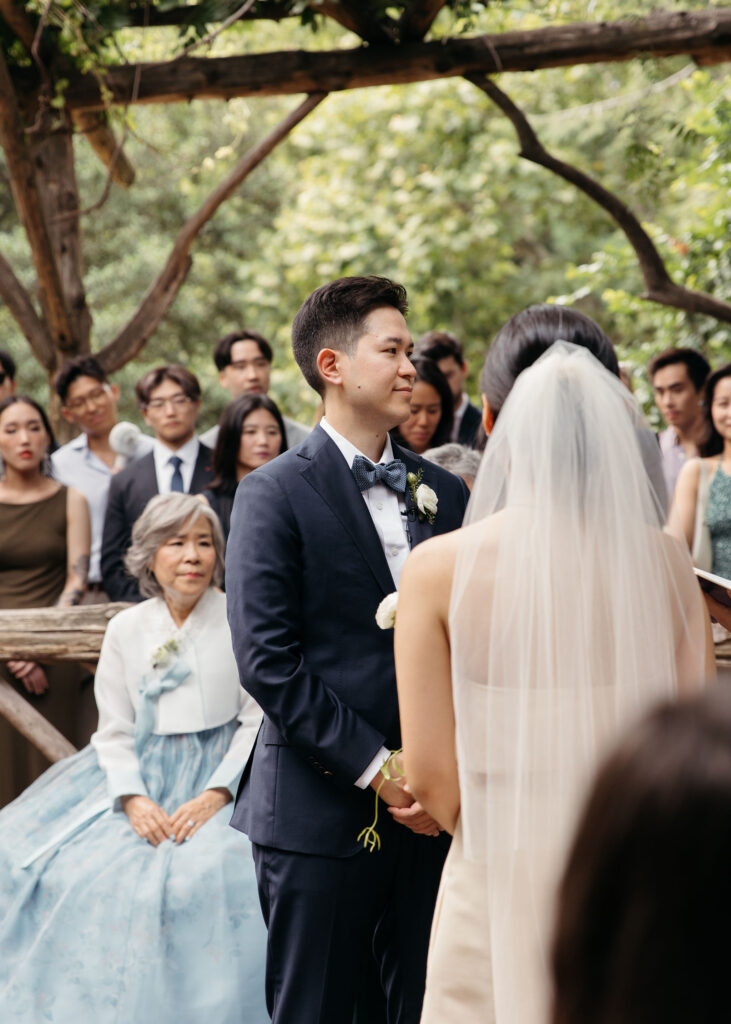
[457, 400, 482, 448]
[226, 425, 469, 858]
[101, 445, 212, 602]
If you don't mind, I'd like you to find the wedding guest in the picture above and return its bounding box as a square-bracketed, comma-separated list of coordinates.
[201, 330, 310, 449]
[0, 395, 90, 807]
[202, 393, 287, 544]
[0, 348, 16, 401]
[101, 365, 212, 602]
[391, 356, 453, 455]
[551, 688, 731, 1024]
[0, 493, 267, 1024]
[52, 355, 153, 602]
[670, 362, 731, 631]
[415, 330, 481, 446]
[395, 305, 713, 1024]
[650, 347, 711, 497]
[423, 442, 482, 490]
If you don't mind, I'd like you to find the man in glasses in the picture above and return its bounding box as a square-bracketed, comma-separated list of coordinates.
[201, 330, 311, 450]
[53, 356, 153, 603]
[101, 365, 212, 601]
[0, 349, 16, 401]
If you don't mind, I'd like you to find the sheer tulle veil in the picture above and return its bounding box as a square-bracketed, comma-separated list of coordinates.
[449, 342, 708, 1023]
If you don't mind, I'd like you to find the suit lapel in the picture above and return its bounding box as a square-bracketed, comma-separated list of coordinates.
[301, 429, 396, 596]
[395, 444, 435, 549]
[190, 444, 214, 493]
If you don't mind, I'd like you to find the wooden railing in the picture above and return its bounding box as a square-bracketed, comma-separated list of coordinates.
[1, 605, 730, 766]
[0, 604, 129, 764]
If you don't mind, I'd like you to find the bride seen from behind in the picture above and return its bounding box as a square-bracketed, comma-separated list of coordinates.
[395, 305, 714, 1024]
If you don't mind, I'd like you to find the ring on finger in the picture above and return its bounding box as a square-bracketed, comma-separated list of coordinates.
[186, 818, 195, 827]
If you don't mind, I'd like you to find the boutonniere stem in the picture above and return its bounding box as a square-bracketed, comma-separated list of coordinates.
[406, 470, 438, 525]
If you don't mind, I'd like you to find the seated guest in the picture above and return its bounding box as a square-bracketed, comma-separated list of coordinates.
[0, 348, 17, 401]
[415, 330, 481, 446]
[423, 441, 482, 490]
[53, 355, 153, 602]
[391, 355, 453, 454]
[201, 329, 310, 449]
[0, 395, 90, 807]
[202, 393, 287, 544]
[551, 688, 731, 1024]
[650, 347, 711, 497]
[0, 493, 267, 1023]
[101, 365, 212, 602]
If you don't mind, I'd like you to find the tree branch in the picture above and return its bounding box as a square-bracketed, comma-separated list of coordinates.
[0, 49, 76, 358]
[0, 0, 36, 51]
[468, 73, 731, 325]
[317, 1, 398, 44]
[46, 9, 731, 112]
[72, 111, 136, 189]
[96, 91, 327, 372]
[0, 252, 56, 366]
[399, 0, 447, 42]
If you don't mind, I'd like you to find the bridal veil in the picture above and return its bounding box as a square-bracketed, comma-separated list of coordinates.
[449, 342, 709, 1023]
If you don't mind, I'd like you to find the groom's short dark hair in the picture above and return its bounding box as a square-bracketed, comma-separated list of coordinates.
[292, 276, 409, 396]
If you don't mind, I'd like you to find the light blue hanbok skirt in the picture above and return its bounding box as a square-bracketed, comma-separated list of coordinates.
[0, 723, 268, 1024]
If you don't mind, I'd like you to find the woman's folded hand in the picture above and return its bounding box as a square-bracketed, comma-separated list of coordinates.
[121, 794, 173, 847]
[169, 788, 231, 844]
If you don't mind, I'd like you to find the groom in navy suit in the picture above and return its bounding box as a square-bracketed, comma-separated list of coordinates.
[226, 277, 469, 1022]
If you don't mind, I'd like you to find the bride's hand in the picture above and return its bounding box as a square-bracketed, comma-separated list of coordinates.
[169, 788, 231, 844]
[388, 801, 442, 837]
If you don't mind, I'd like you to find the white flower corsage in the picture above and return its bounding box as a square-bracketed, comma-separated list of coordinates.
[375, 592, 398, 630]
[406, 469, 438, 525]
[151, 637, 180, 670]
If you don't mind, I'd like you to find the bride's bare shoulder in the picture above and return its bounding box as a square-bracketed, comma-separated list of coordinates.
[402, 512, 503, 587]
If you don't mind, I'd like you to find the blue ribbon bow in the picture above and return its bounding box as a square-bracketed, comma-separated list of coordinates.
[135, 657, 192, 756]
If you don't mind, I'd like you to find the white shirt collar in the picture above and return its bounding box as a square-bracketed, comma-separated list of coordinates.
[153, 434, 199, 469]
[319, 418, 394, 469]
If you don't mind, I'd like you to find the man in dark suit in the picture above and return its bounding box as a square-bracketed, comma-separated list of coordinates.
[226, 277, 469, 1023]
[415, 330, 481, 447]
[101, 365, 212, 601]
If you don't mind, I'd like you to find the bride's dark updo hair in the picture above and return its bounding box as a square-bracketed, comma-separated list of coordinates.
[481, 305, 619, 421]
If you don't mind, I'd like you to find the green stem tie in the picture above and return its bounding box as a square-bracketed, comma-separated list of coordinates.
[357, 748, 404, 853]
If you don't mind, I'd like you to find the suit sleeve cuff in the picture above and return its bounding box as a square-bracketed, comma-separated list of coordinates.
[355, 746, 391, 789]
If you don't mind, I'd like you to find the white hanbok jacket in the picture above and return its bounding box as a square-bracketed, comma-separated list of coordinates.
[91, 588, 260, 804]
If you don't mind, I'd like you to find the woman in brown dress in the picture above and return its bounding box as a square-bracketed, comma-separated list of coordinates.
[0, 395, 90, 806]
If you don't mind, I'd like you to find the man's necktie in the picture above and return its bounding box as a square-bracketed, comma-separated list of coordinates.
[169, 455, 184, 493]
[352, 455, 407, 495]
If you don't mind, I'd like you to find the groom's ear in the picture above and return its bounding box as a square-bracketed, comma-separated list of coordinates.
[316, 347, 344, 389]
[481, 394, 494, 436]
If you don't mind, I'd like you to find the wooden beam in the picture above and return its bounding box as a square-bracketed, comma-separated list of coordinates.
[399, 0, 448, 42]
[0, 678, 77, 762]
[48, 9, 731, 112]
[0, 603, 130, 662]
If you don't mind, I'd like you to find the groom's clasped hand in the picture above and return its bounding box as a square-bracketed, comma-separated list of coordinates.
[373, 751, 443, 837]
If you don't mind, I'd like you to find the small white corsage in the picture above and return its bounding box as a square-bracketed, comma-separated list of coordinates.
[406, 469, 438, 525]
[375, 592, 398, 630]
[151, 637, 180, 670]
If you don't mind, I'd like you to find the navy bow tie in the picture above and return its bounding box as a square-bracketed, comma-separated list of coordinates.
[352, 455, 407, 495]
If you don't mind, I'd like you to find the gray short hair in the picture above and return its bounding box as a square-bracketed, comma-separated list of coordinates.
[124, 493, 225, 598]
[423, 442, 482, 486]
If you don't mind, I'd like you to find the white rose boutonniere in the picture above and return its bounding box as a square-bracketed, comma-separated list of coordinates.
[375, 592, 399, 630]
[151, 637, 180, 670]
[406, 469, 438, 525]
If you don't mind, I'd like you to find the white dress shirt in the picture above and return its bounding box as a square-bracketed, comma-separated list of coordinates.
[153, 435, 200, 494]
[320, 418, 409, 788]
[91, 589, 261, 805]
[52, 432, 153, 582]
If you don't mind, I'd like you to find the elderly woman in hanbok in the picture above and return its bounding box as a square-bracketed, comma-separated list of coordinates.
[0, 493, 267, 1024]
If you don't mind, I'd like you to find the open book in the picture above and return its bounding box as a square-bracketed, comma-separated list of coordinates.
[694, 567, 731, 609]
